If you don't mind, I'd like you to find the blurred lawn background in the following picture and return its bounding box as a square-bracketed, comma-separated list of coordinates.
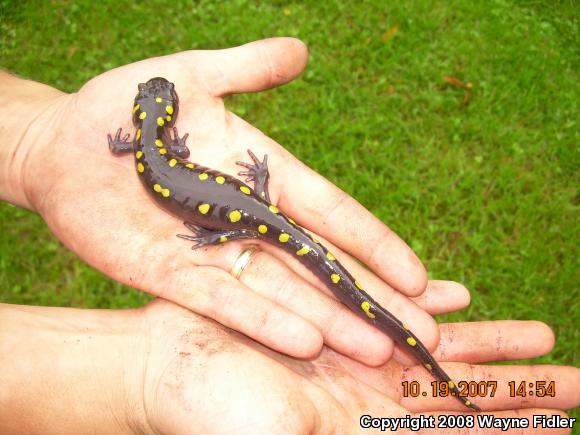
[0, 0, 577, 387]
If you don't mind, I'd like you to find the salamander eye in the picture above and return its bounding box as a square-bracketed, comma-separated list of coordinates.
[138, 83, 146, 91]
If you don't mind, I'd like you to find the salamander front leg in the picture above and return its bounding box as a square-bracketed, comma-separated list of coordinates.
[167, 127, 190, 159]
[177, 221, 259, 248]
[107, 128, 133, 154]
[236, 149, 271, 202]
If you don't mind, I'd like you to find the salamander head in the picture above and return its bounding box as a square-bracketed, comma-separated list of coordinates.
[133, 77, 178, 126]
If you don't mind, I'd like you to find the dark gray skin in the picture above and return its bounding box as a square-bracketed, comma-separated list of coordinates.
[108, 77, 480, 412]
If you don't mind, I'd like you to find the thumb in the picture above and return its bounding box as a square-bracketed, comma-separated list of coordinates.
[180, 37, 309, 96]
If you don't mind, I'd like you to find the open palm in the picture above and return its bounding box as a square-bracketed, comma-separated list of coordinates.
[24, 37, 439, 364]
[140, 296, 578, 435]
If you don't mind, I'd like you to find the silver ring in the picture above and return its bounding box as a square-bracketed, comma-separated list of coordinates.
[230, 245, 260, 279]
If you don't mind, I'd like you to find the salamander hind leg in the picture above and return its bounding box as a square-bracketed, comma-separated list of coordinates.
[107, 128, 133, 154]
[167, 127, 190, 159]
[236, 149, 271, 202]
[177, 221, 259, 248]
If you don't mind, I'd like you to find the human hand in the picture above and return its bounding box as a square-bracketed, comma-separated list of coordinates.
[2, 284, 577, 435]
[2, 38, 435, 364]
[140, 297, 578, 434]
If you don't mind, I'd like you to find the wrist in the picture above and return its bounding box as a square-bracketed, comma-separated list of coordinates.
[0, 303, 150, 434]
[0, 71, 67, 210]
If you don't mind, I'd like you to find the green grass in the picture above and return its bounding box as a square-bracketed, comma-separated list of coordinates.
[1, 0, 578, 412]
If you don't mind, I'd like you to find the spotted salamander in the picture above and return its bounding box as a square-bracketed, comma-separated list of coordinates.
[108, 77, 480, 412]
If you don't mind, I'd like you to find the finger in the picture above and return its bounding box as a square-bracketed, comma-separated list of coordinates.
[410, 280, 471, 315]
[177, 237, 397, 366]
[278, 163, 427, 296]
[252, 228, 440, 365]
[180, 233, 437, 367]
[189, 236, 473, 368]
[177, 214, 459, 367]
[227, 114, 427, 297]
[434, 321, 556, 364]
[192, 37, 309, 96]
[260, 239, 471, 330]
[172, 266, 323, 359]
[391, 280, 472, 364]
[142, 260, 323, 359]
[235, 248, 396, 366]
[402, 363, 580, 412]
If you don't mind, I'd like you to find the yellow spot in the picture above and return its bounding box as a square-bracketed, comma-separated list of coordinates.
[331, 273, 341, 284]
[198, 203, 210, 214]
[157, 117, 165, 126]
[159, 148, 167, 155]
[185, 163, 195, 169]
[137, 163, 144, 173]
[161, 188, 170, 198]
[135, 151, 143, 159]
[166, 105, 174, 115]
[215, 176, 225, 184]
[402, 323, 410, 330]
[219, 235, 228, 243]
[279, 233, 290, 243]
[153, 184, 162, 193]
[240, 186, 251, 195]
[199, 173, 208, 181]
[133, 104, 140, 113]
[296, 245, 310, 256]
[155, 97, 162, 103]
[355, 280, 363, 290]
[288, 218, 296, 224]
[465, 400, 471, 406]
[425, 364, 432, 371]
[135, 129, 141, 140]
[406, 336, 417, 347]
[448, 381, 455, 389]
[139, 111, 147, 120]
[326, 252, 336, 261]
[258, 225, 268, 234]
[312, 236, 320, 243]
[229, 210, 242, 223]
[166, 115, 172, 122]
[269, 205, 279, 214]
[261, 192, 266, 197]
[155, 139, 163, 147]
[169, 159, 177, 167]
[361, 301, 376, 319]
